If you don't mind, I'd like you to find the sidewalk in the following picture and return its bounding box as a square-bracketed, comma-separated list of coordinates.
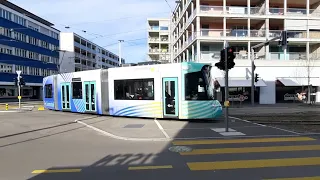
[225, 103, 320, 116]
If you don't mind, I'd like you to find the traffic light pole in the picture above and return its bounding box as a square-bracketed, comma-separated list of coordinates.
[251, 49, 255, 106]
[16, 70, 21, 110]
[224, 47, 229, 132]
[18, 78, 21, 110]
[250, 36, 280, 106]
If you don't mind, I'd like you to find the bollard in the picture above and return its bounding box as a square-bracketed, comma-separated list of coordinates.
[5, 104, 8, 111]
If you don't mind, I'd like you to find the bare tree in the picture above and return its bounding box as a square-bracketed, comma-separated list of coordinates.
[297, 54, 316, 104]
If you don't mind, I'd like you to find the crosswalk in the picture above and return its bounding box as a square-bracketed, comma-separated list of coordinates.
[171, 136, 320, 179]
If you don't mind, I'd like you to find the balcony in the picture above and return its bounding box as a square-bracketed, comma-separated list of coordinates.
[268, 8, 309, 16]
[199, 51, 318, 61]
[200, 29, 223, 37]
[199, 5, 265, 15]
[270, 52, 307, 60]
[226, 29, 249, 37]
[160, 37, 169, 42]
[148, 37, 160, 42]
[250, 30, 266, 38]
[149, 48, 169, 54]
[287, 31, 308, 38]
[199, 5, 224, 14]
[286, 8, 307, 16]
[269, 30, 282, 38]
[149, 26, 159, 31]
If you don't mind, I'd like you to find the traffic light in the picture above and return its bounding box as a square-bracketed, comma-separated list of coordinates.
[226, 47, 235, 69]
[279, 31, 288, 47]
[19, 76, 25, 86]
[254, 73, 260, 83]
[214, 47, 236, 71]
[13, 77, 18, 86]
[214, 49, 226, 70]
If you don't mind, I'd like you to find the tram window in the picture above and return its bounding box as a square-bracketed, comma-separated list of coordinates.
[114, 78, 154, 100]
[45, 84, 53, 98]
[185, 71, 210, 100]
[72, 82, 83, 99]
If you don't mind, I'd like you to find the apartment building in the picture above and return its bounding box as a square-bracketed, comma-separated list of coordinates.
[0, 0, 60, 101]
[59, 32, 125, 73]
[171, 0, 320, 104]
[147, 18, 170, 63]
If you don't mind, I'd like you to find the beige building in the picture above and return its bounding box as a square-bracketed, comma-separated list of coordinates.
[147, 18, 170, 63]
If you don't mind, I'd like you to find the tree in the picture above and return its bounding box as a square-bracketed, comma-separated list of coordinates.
[295, 53, 316, 104]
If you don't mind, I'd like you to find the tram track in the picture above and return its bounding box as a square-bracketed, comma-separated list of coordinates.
[247, 120, 320, 125]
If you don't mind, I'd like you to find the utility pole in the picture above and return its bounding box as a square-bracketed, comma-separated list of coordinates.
[118, 40, 124, 67]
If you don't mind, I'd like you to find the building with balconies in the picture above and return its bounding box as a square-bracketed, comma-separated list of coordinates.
[147, 18, 170, 63]
[171, 0, 320, 104]
[0, 0, 60, 101]
[59, 32, 125, 73]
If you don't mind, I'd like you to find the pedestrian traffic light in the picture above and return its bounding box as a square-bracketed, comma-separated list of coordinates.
[254, 73, 260, 83]
[215, 47, 236, 71]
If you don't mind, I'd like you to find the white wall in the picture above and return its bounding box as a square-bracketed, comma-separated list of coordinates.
[260, 81, 276, 104]
[59, 33, 74, 52]
[59, 51, 75, 73]
[285, 20, 307, 30]
[308, 20, 320, 30]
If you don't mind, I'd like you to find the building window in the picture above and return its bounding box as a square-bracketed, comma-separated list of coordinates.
[1, 46, 13, 55]
[114, 78, 154, 100]
[185, 71, 210, 100]
[72, 82, 83, 99]
[0, 63, 13, 73]
[45, 84, 53, 98]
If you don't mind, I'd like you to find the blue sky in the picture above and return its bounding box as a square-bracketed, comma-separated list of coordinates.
[9, 0, 176, 63]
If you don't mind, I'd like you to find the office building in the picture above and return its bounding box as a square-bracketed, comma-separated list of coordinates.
[147, 18, 170, 63]
[59, 32, 125, 73]
[0, 0, 60, 100]
[171, 0, 320, 104]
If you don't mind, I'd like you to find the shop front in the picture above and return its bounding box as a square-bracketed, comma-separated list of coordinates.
[213, 78, 267, 105]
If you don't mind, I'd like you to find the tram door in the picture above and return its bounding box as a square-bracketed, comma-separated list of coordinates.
[61, 82, 71, 110]
[162, 77, 178, 118]
[83, 81, 96, 112]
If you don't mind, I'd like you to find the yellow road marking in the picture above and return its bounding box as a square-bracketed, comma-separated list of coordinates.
[172, 137, 315, 145]
[187, 157, 320, 171]
[264, 176, 320, 180]
[32, 169, 81, 174]
[128, 165, 173, 170]
[180, 145, 320, 155]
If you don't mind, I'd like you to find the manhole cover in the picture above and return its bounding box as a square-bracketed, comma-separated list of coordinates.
[168, 146, 193, 152]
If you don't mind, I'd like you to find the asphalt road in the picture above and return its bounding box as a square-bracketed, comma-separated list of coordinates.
[1, 111, 320, 180]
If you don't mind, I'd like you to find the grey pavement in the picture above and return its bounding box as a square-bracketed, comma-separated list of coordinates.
[1, 110, 320, 180]
[77, 114, 298, 140]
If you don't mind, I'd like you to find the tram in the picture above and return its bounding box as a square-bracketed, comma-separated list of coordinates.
[42, 62, 223, 120]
